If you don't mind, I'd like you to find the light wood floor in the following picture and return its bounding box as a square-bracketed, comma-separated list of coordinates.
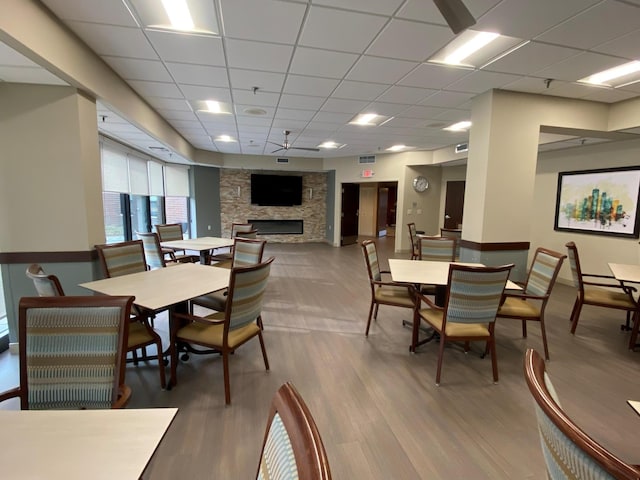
[2, 237, 640, 478]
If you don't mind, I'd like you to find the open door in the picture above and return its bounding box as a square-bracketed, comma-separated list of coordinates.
[444, 181, 465, 229]
[341, 183, 359, 246]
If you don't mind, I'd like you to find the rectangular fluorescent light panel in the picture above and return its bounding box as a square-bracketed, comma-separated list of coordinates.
[161, 0, 194, 30]
[444, 121, 471, 131]
[215, 135, 236, 142]
[132, 0, 219, 35]
[386, 145, 408, 152]
[428, 30, 523, 68]
[318, 141, 345, 149]
[579, 61, 640, 87]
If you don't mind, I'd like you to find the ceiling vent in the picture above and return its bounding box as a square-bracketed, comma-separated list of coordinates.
[455, 142, 469, 153]
[276, 157, 289, 164]
[358, 155, 376, 164]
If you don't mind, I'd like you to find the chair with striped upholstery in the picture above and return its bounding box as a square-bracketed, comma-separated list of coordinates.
[524, 348, 640, 480]
[137, 231, 196, 269]
[95, 240, 166, 389]
[171, 257, 274, 404]
[256, 382, 332, 480]
[191, 237, 267, 313]
[361, 240, 414, 337]
[26, 264, 65, 297]
[211, 222, 256, 264]
[155, 223, 187, 262]
[411, 263, 514, 385]
[0, 295, 133, 409]
[565, 242, 639, 346]
[418, 236, 456, 262]
[440, 228, 462, 260]
[407, 222, 420, 260]
[497, 247, 566, 360]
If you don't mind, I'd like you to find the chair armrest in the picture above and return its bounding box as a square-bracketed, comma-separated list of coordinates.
[583, 280, 637, 292]
[112, 384, 132, 409]
[410, 285, 442, 311]
[173, 311, 225, 325]
[372, 280, 410, 289]
[502, 292, 547, 301]
[0, 386, 21, 404]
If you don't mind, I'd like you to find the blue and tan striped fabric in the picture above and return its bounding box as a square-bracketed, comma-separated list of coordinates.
[139, 233, 165, 269]
[232, 223, 254, 237]
[533, 373, 615, 480]
[234, 240, 264, 267]
[156, 224, 183, 242]
[363, 241, 381, 281]
[25, 306, 122, 410]
[419, 237, 456, 262]
[526, 251, 564, 297]
[257, 412, 298, 480]
[229, 261, 271, 331]
[446, 268, 510, 325]
[102, 243, 147, 277]
[566, 247, 582, 290]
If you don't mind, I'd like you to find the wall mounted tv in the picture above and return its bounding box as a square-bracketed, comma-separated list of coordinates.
[250, 173, 303, 206]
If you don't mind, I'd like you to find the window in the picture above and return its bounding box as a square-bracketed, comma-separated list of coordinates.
[165, 196, 189, 238]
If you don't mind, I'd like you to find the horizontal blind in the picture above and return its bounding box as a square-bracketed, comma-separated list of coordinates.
[165, 165, 190, 196]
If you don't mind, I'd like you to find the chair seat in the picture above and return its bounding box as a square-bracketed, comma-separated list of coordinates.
[584, 287, 636, 309]
[498, 297, 541, 319]
[177, 312, 261, 348]
[192, 289, 228, 311]
[128, 321, 157, 348]
[375, 285, 414, 307]
[419, 308, 490, 337]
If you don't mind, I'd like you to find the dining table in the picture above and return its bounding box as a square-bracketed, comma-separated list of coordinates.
[608, 263, 640, 284]
[79, 262, 230, 387]
[160, 236, 235, 264]
[0, 407, 178, 479]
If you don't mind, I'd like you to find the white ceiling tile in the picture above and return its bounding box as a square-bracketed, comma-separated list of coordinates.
[533, 52, 625, 82]
[618, 81, 640, 94]
[180, 85, 232, 102]
[289, 47, 359, 78]
[367, 20, 453, 62]
[500, 76, 552, 95]
[446, 70, 522, 93]
[484, 42, 579, 76]
[129, 80, 183, 98]
[420, 91, 475, 108]
[226, 39, 294, 72]
[198, 115, 237, 127]
[347, 56, 418, 84]
[156, 109, 200, 121]
[300, 6, 387, 53]
[67, 22, 158, 59]
[401, 105, 450, 119]
[229, 69, 285, 92]
[145, 97, 192, 111]
[235, 115, 274, 126]
[536, 1, 640, 50]
[221, 0, 307, 44]
[234, 105, 275, 117]
[382, 117, 428, 128]
[321, 98, 369, 113]
[0, 66, 67, 85]
[332, 80, 389, 100]
[398, 0, 500, 24]
[545, 81, 607, 99]
[311, 0, 404, 16]
[363, 101, 411, 116]
[398, 63, 471, 89]
[41, 0, 137, 26]
[146, 31, 225, 65]
[283, 75, 340, 97]
[313, 111, 359, 123]
[580, 87, 639, 103]
[592, 29, 640, 60]
[166, 63, 229, 87]
[278, 93, 327, 110]
[103, 57, 172, 82]
[376, 85, 436, 105]
[233, 89, 280, 107]
[275, 108, 317, 121]
[434, 109, 471, 122]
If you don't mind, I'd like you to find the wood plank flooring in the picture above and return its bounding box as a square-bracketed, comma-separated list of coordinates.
[2, 236, 640, 478]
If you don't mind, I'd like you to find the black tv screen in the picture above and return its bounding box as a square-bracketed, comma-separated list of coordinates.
[251, 174, 303, 206]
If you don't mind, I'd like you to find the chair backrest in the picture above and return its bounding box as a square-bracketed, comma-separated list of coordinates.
[137, 231, 166, 269]
[419, 236, 456, 262]
[523, 248, 567, 297]
[237, 229, 258, 240]
[231, 222, 254, 238]
[17, 295, 133, 410]
[443, 264, 513, 325]
[257, 382, 332, 480]
[233, 237, 266, 267]
[25, 264, 65, 297]
[225, 257, 275, 334]
[155, 223, 184, 242]
[524, 349, 640, 480]
[565, 242, 584, 292]
[440, 228, 462, 258]
[407, 223, 419, 256]
[95, 240, 148, 278]
[361, 240, 381, 283]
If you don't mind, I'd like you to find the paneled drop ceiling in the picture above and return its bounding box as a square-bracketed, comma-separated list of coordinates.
[2, 0, 640, 161]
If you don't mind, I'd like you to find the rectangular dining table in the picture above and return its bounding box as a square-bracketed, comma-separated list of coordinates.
[608, 263, 640, 283]
[79, 262, 230, 386]
[0, 407, 178, 479]
[160, 236, 234, 264]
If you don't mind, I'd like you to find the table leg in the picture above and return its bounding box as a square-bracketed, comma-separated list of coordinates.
[168, 302, 188, 389]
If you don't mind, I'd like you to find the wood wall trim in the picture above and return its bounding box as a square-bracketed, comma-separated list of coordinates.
[0, 250, 97, 264]
[459, 240, 530, 251]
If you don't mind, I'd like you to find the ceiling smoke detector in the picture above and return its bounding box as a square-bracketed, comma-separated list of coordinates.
[243, 107, 267, 116]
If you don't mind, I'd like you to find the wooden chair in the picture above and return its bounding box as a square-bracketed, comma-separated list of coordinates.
[418, 236, 456, 262]
[524, 348, 640, 479]
[496, 247, 566, 360]
[171, 257, 275, 404]
[440, 227, 462, 259]
[137, 231, 196, 269]
[191, 237, 267, 313]
[0, 295, 133, 409]
[565, 242, 639, 347]
[155, 223, 187, 261]
[211, 222, 256, 264]
[256, 382, 332, 480]
[95, 240, 166, 389]
[411, 263, 513, 385]
[361, 240, 414, 336]
[407, 222, 420, 260]
[25, 264, 65, 297]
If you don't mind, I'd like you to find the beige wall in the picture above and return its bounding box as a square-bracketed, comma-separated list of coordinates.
[358, 185, 377, 237]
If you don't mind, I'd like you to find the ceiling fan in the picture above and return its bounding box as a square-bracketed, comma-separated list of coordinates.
[268, 130, 320, 154]
[432, 0, 476, 34]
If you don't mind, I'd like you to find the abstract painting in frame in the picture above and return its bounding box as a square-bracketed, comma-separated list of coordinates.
[554, 166, 640, 238]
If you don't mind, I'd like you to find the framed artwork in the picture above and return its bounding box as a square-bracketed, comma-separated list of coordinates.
[554, 166, 640, 238]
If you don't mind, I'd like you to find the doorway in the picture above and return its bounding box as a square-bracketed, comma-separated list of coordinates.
[340, 181, 398, 245]
[444, 181, 465, 229]
[341, 183, 360, 246]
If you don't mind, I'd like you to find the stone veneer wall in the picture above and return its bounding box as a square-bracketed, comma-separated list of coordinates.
[219, 169, 327, 243]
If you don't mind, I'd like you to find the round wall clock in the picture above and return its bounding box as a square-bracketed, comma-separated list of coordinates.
[412, 175, 429, 192]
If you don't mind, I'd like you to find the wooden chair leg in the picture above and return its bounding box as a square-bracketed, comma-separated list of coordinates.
[223, 351, 231, 405]
[489, 336, 498, 383]
[365, 301, 375, 336]
[628, 311, 640, 350]
[373, 303, 379, 320]
[570, 301, 583, 334]
[435, 336, 446, 386]
[539, 317, 549, 361]
[521, 320, 527, 338]
[258, 331, 270, 370]
[155, 339, 166, 389]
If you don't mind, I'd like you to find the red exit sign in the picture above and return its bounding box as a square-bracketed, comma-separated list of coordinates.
[361, 169, 375, 178]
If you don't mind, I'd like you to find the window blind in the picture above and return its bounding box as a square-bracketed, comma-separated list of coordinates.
[148, 161, 165, 196]
[101, 145, 129, 193]
[128, 155, 149, 195]
[164, 164, 190, 197]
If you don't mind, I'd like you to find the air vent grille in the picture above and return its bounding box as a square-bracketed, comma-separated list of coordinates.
[276, 158, 289, 164]
[358, 155, 376, 164]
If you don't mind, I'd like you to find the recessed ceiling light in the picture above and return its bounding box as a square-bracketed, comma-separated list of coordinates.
[215, 135, 236, 142]
[194, 99, 232, 114]
[348, 113, 390, 126]
[161, 0, 194, 30]
[386, 145, 410, 152]
[243, 107, 267, 116]
[131, 0, 219, 36]
[428, 30, 524, 68]
[444, 120, 471, 132]
[317, 141, 345, 149]
[578, 61, 640, 87]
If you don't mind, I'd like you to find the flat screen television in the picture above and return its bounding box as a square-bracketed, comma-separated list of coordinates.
[250, 173, 303, 206]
